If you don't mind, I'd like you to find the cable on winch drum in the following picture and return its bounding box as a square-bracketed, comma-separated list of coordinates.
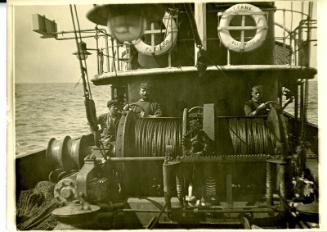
[221, 117, 276, 155]
[115, 114, 183, 196]
[122, 116, 276, 157]
[134, 118, 182, 157]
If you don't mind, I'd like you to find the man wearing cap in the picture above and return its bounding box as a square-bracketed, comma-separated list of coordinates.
[98, 100, 122, 146]
[124, 82, 162, 117]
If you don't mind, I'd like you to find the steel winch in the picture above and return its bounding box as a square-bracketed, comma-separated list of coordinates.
[46, 104, 288, 220]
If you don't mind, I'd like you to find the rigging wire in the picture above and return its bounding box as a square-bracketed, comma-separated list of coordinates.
[69, 5, 89, 99]
[73, 5, 93, 99]
[69, 4, 106, 158]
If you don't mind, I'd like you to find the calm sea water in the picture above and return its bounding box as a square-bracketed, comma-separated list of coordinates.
[15, 81, 318, 156]
[15, 83, 110, 155]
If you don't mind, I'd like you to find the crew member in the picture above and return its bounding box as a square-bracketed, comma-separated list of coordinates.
[98, 100, 122, 147]
[124, 82, 162, 117]
[183, 116, 217, 206]
[281, 87, 294, 110]
[244, 85, 271, 116]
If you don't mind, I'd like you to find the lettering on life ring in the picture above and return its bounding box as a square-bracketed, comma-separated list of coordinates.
[218, 3, 268, 52]
[132, 11, 178, 56]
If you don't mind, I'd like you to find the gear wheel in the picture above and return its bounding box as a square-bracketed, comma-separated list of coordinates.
[54, 178, 78, 204]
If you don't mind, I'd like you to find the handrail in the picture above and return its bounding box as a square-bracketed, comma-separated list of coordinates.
[275, 8, 309, 18]
[85, 5, 317, 73]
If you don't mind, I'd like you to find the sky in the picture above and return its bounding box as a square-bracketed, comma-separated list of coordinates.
[14, 5, 99, 83]
[13, 1, 317, 83]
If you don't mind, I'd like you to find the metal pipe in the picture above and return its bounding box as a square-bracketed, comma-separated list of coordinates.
[110, 38, 117, 75]
[290, 2, 293, 33]
[266, 162, 273, 206]
[275, 8, 309, 18]
[289, 34, 293, 65]
[294, 81, 299, 122]
[294, 31, 297, 65]
[226, 164, 233, 208]
[56, 35, 96, 40]
[109, 157, 165, 161]
[227, 49, 230, 65]
[300, 81, 305, 139]
[163, 161, 175, 210]
[117, 41, 120, 71]
[121, 207, 275, 213]
[282, 9, 286, 45]
[105, 34, 110, 73]
[127, 44, 132, 70]
[95, 27, 100, 75]
[301, 2, 304, 21]
[108, 155, 270, 163]
[299, 27, 306, 64]
[278, 163, 286, 211]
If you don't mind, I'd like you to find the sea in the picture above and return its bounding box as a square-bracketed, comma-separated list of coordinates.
[14, 81, 318, 156]
[15, 83, 110, 155]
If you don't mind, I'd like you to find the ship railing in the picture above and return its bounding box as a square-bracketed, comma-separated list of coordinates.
[274, 2, 316, 67]
[98, 11, 317, 75]
[33, 4, 317, 76]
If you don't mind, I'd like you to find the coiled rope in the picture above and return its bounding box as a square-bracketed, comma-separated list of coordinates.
[134, 118, 182, 157]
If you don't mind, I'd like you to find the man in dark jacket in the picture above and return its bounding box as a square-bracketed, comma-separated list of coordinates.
[98, 100, 122, 147]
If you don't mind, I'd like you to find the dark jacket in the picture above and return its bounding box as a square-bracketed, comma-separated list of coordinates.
[98, 113, 121, 143]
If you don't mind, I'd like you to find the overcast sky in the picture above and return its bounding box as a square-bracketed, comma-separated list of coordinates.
[14, 5, 99, 83]
[14, 2, 317, 83]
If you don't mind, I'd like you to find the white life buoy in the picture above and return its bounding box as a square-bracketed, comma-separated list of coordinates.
[218, 3, 268, 52]
[133, 11, 178, 56]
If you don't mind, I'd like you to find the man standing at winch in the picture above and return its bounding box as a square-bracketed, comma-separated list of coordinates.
[244, 85, 271, 116]
[98, 100, 122, 147]
[123, 82, 162, 117]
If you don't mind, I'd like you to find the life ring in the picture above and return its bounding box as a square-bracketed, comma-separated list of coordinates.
[132, 11, 178, 56]
[218, 3, 268, 52]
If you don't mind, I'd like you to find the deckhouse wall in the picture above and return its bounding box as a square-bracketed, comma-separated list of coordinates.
[127, 71, 279, 117]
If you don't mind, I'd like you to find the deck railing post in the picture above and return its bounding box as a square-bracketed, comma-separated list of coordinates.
[105, 35, 110, 73]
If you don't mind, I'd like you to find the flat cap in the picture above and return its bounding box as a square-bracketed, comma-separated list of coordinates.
[139, 82, 154, 90]
[107, 100, 119, 107]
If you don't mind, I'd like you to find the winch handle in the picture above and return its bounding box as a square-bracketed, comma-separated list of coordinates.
[124, 103, 146, 118]
[188, 106, 203, 117]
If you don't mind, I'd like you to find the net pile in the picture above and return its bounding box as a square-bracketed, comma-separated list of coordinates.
[17, 181, 58, 230]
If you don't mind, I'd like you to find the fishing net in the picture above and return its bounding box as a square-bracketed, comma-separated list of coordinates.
[16, 181, 59, 230]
